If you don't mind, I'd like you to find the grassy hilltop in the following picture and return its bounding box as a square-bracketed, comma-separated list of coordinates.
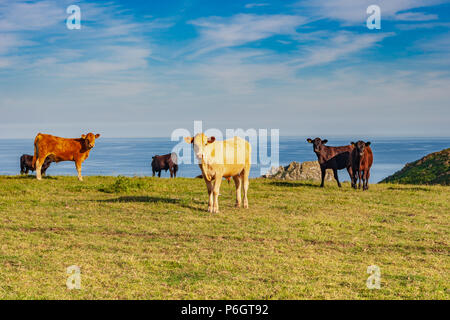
[0, 175, 448, 299]
[381, 148, 450, 185]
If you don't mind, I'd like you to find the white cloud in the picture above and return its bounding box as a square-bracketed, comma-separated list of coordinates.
[288, 31, 392, 69]
[187, 14, 308, 57]
[395, 12, 438, 21]
[0, 0, 62, 31]
[61, 46, 152, 76]
[296, 0, 446, 24]
[0, 33, 34, 55]
[245, 3, 270, 9]
[416, 33, 450, 53]
[396, 22, 450, 30]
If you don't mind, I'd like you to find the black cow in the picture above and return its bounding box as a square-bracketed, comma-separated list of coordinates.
[151, 153, 178, 178]
[20, 154, 52, 176]
[307, 138, 355, 188]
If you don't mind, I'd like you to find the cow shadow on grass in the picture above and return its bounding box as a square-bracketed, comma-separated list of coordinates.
[98, 196, 179, 204]
[386, 186, 432, 192]
[96, 196, 200, 211]
[268, 181, 322, 188]
[5, 175, 57, 180]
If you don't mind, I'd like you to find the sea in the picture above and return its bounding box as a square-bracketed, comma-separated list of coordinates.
[0, 137, 448, 183]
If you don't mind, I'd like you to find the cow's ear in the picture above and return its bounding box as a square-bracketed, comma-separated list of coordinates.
[184, 137, 194, 144]
[81, 134, 87, 139]
[307, 138, 313, 143]
[95, 134, 101, 139]
[350, 141, 355, 146]
[207, 136, 215, 144]
[365, 141, 371, 146]
[322, 139, 328, 144]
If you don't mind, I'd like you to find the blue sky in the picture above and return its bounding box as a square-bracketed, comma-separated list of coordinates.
[0, 0, 449, 138]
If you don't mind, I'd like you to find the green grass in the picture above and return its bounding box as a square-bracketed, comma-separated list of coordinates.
[381, 148, 450, 185]
[0, 175, 448, 300]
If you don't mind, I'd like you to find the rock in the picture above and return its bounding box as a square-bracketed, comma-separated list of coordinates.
[262, 161, 334, 181]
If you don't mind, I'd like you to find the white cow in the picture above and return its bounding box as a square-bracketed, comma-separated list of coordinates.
[185, 133, 251, 213]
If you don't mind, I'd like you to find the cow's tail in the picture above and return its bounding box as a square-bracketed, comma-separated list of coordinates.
[32, 133, 42, 169]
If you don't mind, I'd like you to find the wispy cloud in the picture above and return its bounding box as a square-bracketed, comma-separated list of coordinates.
[0, 0, 62, 31]
[245, 3, 270, 9]
[396, 22, 450, 30]
[395, 12, 438, 21]
[288, 31, 392, 69]
[186, 13, 308, 57]
[296, 0, 446, 24]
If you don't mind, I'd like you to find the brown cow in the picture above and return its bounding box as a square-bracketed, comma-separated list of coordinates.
[307, 138, 355, 188]
[33, 133, 100, 181]
[350, 141, 373, 190]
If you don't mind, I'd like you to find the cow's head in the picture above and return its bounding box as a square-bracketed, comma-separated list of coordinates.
[184, 133, 215, 163]
[307, 137, 328, 153]
[81, 133, 100, 149]
[351, 140, 371, 157]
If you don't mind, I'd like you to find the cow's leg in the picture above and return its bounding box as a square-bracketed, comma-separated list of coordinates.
[35, 157, 45, 180]
[152, 169, 155, 177]
[364, 170, 370, 190]
[212, 174, 223, 213]
[205, 180, 213, 213]
[347, 166, 356, 189]
[75, 161, 83, 181]
[169, 166, 174, 178]
[242, 167, 250, 209]
[319, 166, 326, 187]
[233, 175, 242, 208]
[158, 170, 161, 178]
[333, 168, 341, 188]
[358, 170, 363, 189]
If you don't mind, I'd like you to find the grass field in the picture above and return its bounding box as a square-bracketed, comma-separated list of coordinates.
[0, 175, 448, 299]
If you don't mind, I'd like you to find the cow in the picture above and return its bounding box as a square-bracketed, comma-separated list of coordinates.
[20, 154, 52, 176]
[184, 133, 251, 213]
[151, 153, 178, 178]
[350, 141, 373, 190]
[32, 132, 100, 181]
[307, 137, 355, 188]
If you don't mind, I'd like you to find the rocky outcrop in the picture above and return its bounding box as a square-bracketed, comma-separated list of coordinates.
[261, 161, 334, 181]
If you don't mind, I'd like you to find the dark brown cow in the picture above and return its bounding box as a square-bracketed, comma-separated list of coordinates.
[33, 133, 100, 181]
[151, 153, 178, 178]
[20, 154, 52, 176]
[307, 137, 355, 188]
[351, 141, 373, 190]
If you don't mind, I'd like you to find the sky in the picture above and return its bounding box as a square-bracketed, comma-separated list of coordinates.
[0, 0, 449, 138]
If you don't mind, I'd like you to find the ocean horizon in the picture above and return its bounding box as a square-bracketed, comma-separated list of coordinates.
[0, 136, 448, 183]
